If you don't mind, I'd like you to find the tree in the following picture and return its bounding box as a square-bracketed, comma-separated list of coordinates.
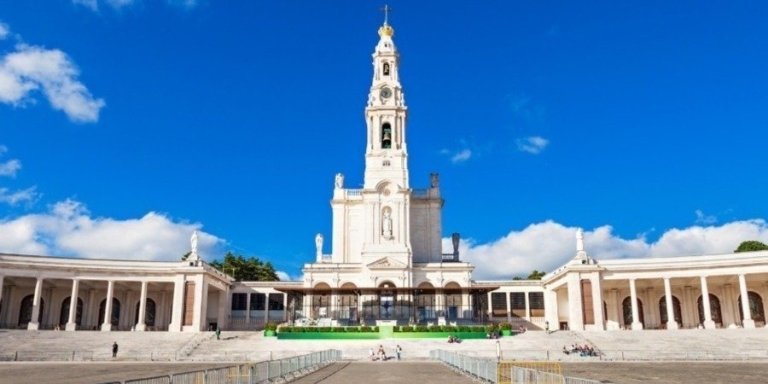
[735, 241, 768, 253]
[527, 270, 546, 280]
[209, 252, 280, 281]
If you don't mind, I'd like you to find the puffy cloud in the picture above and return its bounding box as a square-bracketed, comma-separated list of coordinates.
[450, 219, 768, 280]
[695, 209, 717, 225]
[0, 158, 21, 177]
[515, 136, 549, 154]
[0, 199, 225, 261]
[0, 186, 38, 205]
[0, 23, 9, 40]
[441, 148, 472, 164]
[0, 45, 105, 122]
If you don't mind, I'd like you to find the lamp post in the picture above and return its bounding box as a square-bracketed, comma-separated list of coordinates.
[496, 339, 501, 362]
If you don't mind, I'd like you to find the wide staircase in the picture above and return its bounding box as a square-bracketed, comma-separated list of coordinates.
[0, 330, 197, 361]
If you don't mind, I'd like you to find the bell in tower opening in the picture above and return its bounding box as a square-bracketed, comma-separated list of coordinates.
[381, 123, 392, 149]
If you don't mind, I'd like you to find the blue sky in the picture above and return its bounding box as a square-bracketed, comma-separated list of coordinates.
[1, 1, 767, 280]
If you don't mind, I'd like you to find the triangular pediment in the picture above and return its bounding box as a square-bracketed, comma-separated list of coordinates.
[367, 257, 408, 269]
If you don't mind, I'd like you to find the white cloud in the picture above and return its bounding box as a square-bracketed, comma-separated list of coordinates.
[0, 159, 21, 177]
[1, 45, 105, 122]
[516, 136, 549, 154]
[73, 0, 198, 11]
[451, 149, 472, 163]
[695, 209, 717, 225]
[0, 199, 225, 261]
[0, 23, 9, 40]
[450, 219, 768, 280]
[0, 186, 38, 205]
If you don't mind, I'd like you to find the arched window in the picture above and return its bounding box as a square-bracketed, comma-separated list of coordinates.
[134, 299, 157, 327]
[697, 294, 722, 326]
[444, 282, 462, 320]
[738, 291, 765, 324]
[98, 298, 121, 327]
[658, 296, 682, 327]
[383, 62, 390, 76]
[312, 283, 331, 319]
[59, 297, 84, 327]
[621, 297, 644, 327]
[18, 295, 44, 326]
[381, 123, 392, 149]
[378, 281, 396, 320]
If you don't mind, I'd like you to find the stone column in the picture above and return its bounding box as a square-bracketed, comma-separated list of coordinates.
[505, 291, 512, 323]
[629, 278, 642, 330]
[265, 293, 271, 324]
[217, 290, 228, 330]
[739, 274, 755, 328]
[136, 281, 148, 331]
[486, 292, 492, 319]
[66, 279, 80, 331]
[700, 276, 715, 329]
[168, 277, 184, 332]
[567, 273, 583, 331]
[245, 292, 252, 326]
[283, 293, 289, 322]
[590, 274, 605, 330]
[191, 276, 206, 331]
[524, 291, 531, 321]
[101, 280, 115, 331]
[28, 277, 44, 330]
[543, 288, 558, 331]
[663, 278, 677, 330]
[158, 290, 168, 329]
[0, 275, 4, 307]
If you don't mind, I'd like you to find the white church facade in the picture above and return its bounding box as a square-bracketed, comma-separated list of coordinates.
[0, 19, 767, 333]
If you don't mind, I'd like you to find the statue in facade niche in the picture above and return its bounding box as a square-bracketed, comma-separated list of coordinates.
[334, 173, 344, 189]
[382, 210, 393, 239]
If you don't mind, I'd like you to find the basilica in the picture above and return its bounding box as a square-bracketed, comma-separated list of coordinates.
[1, 19, 767, 334]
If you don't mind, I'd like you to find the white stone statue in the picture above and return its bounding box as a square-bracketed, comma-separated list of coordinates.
[334, 173, 344, 189]
[191, 230, 199, 254]
[576, 228, 585, 252]
[315, 233, 324, 262]
[382, 210, 393, 239]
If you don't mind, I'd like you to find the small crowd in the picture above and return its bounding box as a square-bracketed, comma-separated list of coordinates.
[369, 344, 402, 361]
[562, 344, 598, 357]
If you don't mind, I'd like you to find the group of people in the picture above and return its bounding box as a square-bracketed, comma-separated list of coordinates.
[369, 344, 402, 361]
[562, 344, 598, 357]
[447, 335, 461, 343]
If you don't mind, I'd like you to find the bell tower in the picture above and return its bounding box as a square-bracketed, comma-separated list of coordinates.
[363, 14, 409, 190]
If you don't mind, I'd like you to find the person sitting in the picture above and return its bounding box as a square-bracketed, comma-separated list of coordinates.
[562, 345, 570, 355]
[377, 345, 387, 360]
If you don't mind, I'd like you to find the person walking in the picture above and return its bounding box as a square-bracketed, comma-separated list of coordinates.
[215, 327, 221, 340]
[395, 345, 402, 361]
[112, 342, 118, 358]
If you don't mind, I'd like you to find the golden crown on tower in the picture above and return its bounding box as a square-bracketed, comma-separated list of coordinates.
[378, 24, 394, 37]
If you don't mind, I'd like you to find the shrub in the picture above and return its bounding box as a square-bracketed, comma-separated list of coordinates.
[499, 322, 512, 331]
[279, 326, 293, 333]
[332, 327, 346, 333]
[346, 327, 360, 333]
[429, 325, 443, 332]
[400, 326, 414, 332]
[265, 322, 278, 331]
[470, 325, 486, 332]
[360, 326, 372, 333]
[443, 325, 457, 333]
[372, 326, 379, 332]
[318, 327, 331, 332]
[457, 325, 470, 332]
[485, 324, 498, 332]
[415, 325, 429, 332]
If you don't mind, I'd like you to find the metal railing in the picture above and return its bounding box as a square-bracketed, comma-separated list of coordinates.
[101, 349, 342, 384]
[511, 367, 602, 384]
[430, 349, 497, 383]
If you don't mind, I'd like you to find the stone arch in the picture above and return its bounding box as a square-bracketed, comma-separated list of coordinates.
[312, 283, 331, 318]
[417, 281, 434, 289]
[340, 282, 357, 289]
[738, 291, 765, 324]
[134, 298, 157, 327]
[18, 295, 44, 326]
[98, 298, 121, 327]
[443, 282, 462, 320]
[697, 294, 722, 326]
[59, 296, 83, 327]
[621, 296, 644, 327]
[657, 296, 682, 327]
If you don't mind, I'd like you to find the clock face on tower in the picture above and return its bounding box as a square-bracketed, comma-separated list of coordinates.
[380, 87, 392, 99]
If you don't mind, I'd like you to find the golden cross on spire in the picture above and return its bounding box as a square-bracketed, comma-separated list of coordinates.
[381, 4, 392, 25]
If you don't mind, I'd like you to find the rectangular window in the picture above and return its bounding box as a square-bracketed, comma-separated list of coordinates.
[529, 292, 544, 309]
[231, 293, 247, 311]
[510, 292, 526, 310]
[491, 292, 507, 316]
[268, 293, 285, 310]
[250, 293, 266, 310]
